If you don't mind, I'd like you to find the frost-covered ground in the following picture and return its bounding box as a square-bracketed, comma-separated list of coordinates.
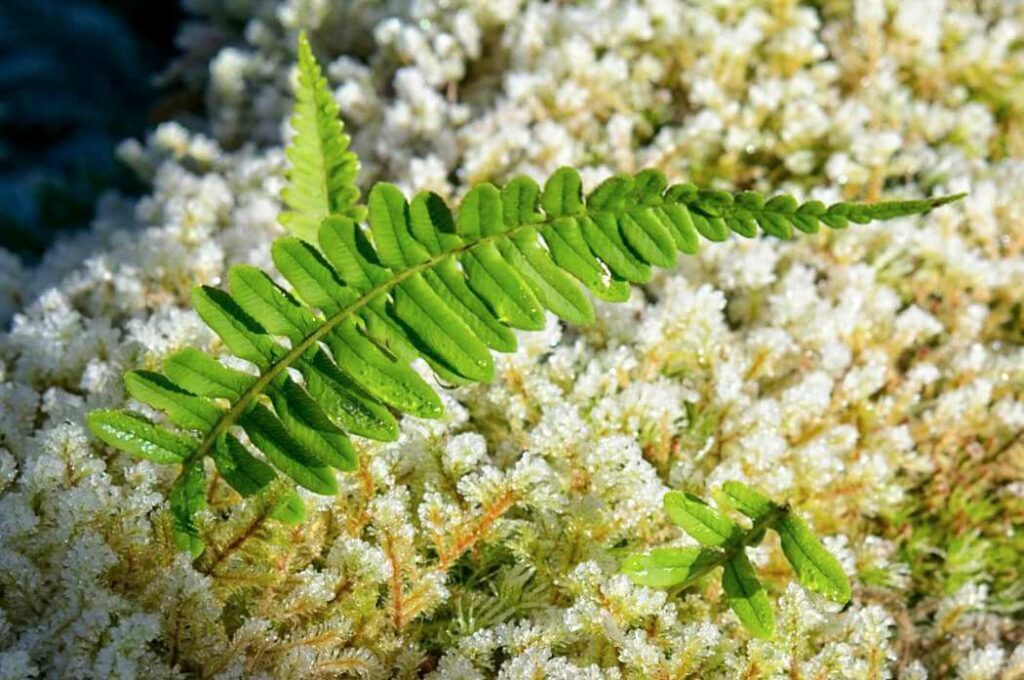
[1, 1, 1023, 678]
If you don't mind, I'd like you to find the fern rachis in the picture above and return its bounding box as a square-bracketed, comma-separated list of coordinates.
[86, 34, 964, 558]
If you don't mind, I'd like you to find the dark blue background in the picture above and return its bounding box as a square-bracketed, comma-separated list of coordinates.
[1, 0, 187, 257]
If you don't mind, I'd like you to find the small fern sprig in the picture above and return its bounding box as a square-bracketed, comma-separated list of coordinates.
[623, 482, 852, 639]
[279, 33, 365, 241]
[85, 37, 964, 557]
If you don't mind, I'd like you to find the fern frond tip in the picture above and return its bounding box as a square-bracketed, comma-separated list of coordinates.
[280, 31, 363, 243]
[931, 192, 968, 207]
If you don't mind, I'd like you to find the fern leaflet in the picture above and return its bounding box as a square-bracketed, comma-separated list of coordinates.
[87, 43, 964, 557]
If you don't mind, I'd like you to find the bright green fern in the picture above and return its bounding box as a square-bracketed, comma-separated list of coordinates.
[86, 35, 964, 557]
[623, 482, 852, 639]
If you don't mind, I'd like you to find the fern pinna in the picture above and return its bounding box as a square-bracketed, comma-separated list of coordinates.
[86, 35, 963, 557]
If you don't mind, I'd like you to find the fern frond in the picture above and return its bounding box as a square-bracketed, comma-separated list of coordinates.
[279, 32, 364, 242]
[86, 45, 965, 558]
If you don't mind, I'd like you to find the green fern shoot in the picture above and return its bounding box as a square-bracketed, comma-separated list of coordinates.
[624, 482, 852, 639]
[86, 34, 964, 557]
[279, 33, 365, 240]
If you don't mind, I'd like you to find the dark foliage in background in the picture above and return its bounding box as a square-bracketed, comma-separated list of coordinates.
[0, 0, 184, 256]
